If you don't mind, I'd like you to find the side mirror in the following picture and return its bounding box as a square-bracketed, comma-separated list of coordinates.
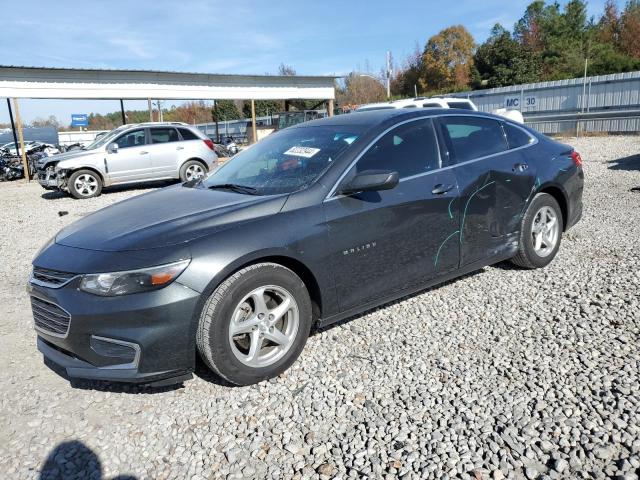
[339, 170, 399, 195]
[107, 143, 118, 154]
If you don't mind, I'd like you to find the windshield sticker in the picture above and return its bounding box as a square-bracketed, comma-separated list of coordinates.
[284, 146, 321, 158]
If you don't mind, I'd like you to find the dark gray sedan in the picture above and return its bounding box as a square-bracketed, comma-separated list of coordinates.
[28, 109, 584, 386]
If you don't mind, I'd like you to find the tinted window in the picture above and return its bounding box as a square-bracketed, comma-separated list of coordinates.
[440, 116, 507, 163]
[446, 101, 475, 110]
[178, 128, 200, 140]
[403, 105, 417, 108]
[150, 128, 179, 143]
[423, 103, 442, 108]
[503, 123, 534, 149]
[115, 129, 146, 149]
[356, 119, 439, 178]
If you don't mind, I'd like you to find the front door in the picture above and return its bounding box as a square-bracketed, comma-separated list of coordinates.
[436, 115, 537, 266]
[105, 128, 152, 183]
[324, 118, 460, 311]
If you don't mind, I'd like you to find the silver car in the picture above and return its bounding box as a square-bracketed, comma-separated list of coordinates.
[36, 122, 218, 199]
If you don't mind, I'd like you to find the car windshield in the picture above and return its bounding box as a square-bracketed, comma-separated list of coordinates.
[85, 127, 126, 150]
[202, 125, 362, 195]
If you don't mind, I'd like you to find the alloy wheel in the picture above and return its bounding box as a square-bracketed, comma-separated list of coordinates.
[74, 174, 98, 197]
[185, 164, 205, 181]
[228, 285, 299, 368]
[531, 206, 559, 257]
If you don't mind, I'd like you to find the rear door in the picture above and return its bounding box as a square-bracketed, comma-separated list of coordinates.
[324, 117, 460, 311]
[436, 115, 536, 266]
[148, 127, 182, 177]
[105, 128, 152, 183]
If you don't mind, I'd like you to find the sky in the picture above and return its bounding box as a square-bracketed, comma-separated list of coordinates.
[0, 0, 607, 124]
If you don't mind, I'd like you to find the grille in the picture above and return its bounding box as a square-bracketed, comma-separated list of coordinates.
[32, 267, 77, 287]
[31, 296, 71, 337]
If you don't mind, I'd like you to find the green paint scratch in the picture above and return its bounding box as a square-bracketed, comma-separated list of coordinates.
[448, 198, 455, 219]
[434, 230, 460, 268]
[460, 181, 495, 244]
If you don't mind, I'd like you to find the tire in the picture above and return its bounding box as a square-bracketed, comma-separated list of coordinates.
[196, 263, 312, 386]
[511, 193, 563, 269]
[179, 160, 207, 182]
[67, 169, 103, 199]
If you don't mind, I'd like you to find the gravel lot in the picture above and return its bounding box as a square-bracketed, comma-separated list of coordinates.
[0, 136, 639, 480]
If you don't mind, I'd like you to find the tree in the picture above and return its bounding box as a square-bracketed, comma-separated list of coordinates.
[620, 0, 640, 57]
[472, 24, 540, 88]
[597, 0, 620, 45]
[213, 100, 242, 121]
[420, 25, 475, 93]
[336, 72, 386, 106]
[30, 115, 60, 128]
[242, 100, 282, 118]
[278, 63, 296, 76]
[391, 42, 423, 97]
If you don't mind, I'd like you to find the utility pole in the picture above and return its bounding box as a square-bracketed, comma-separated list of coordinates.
[148, 98, 153, 121]
[385, 51, 392, 99]
[414, 84, 418, 98]
[6, 99, 19, 150]
[11, 98, 30, 181]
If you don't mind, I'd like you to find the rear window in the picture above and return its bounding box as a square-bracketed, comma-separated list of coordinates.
[439, 116, 507, 163]
[503, 123, 534, 149]
[446, 101, 474, 110]
[151, 128, 179, 143]
[178, 128, 200, 140]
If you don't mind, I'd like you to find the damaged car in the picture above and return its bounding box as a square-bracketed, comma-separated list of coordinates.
[36, 122, 218, 199]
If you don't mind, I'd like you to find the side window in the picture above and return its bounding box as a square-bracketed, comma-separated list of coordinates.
[423, 102, 442, 108]
[114, 129, 146, 149]
[439, 116, 507, 164]
[446, 101, 474, 110]
[503, 123, 534, 149]
[150, 128, 179, 144]
[355, 119, 440, 178]
[178, 128, 200, 140]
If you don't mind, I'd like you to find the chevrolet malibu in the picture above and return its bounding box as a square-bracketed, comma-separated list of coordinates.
[28, 109, 584, 386]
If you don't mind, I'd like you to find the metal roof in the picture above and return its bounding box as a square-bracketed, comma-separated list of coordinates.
[0, 65, 337, 100]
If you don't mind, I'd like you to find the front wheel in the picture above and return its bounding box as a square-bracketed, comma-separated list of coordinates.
[196, 263, 312, 385]
[67, 169, 103, 199]
[511, 193, 563, 269]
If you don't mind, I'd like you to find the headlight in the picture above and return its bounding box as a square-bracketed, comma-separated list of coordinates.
[79, 260, 190, 296]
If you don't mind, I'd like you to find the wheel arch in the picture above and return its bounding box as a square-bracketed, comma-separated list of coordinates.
[181, 157, 209, 172]
[538, 184, 569, 231]
[66, 166, 105, 183]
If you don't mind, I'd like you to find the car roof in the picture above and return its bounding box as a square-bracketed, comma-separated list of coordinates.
[296, 108, 497, 129]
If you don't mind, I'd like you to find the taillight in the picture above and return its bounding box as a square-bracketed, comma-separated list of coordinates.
[571, 150, 583, 167]
[204, 139, 215, 151]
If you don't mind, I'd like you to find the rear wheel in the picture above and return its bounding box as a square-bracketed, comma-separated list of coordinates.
[196, 263, 312, 385]
[511, 193, 563, 269]
[68, 169, 103, 199]
[180, 160, 207, 182]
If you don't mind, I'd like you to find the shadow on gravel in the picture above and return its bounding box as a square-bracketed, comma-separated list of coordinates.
[40, 440, 137, 480]
[312, 268, 486, 336]
[40, 180, 176, 200]
[608, 153, 640, 172]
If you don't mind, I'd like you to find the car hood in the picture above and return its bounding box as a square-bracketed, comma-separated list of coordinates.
[55, 184, 288, 252]
[38, 149, 97, 168]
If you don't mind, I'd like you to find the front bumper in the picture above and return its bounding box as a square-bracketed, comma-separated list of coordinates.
[28, 278, 202, 386]
[36, 167, 64, 190]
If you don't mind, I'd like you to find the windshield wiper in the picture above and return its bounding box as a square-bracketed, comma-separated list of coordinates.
[207, 183, 259, 195]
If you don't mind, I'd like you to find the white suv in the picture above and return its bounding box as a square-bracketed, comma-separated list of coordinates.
[36, 122, 218, 199]
[355, 97, 478, 112]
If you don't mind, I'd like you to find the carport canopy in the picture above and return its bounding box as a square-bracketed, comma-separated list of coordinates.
[0, 65, 336, 100]
[1, 65, 338, 180]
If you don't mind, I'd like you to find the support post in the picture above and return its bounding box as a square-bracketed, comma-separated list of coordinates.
[328, 99, 334, 117]
[148, 98, 153, 121]
[120, 99, 126, 124]
[11, 98, 30, 181]
[6, 99, 19, 150]
[250, 99, 257, 144]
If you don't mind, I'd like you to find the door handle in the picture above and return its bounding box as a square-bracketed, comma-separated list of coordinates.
[512, 163, 528, 172]
[432, 184, 454, 195]
[140, 151, 149, 155]
[176, 146, 184, 150]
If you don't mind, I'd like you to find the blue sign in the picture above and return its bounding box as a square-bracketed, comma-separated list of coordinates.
[71, 114, 88, 127]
